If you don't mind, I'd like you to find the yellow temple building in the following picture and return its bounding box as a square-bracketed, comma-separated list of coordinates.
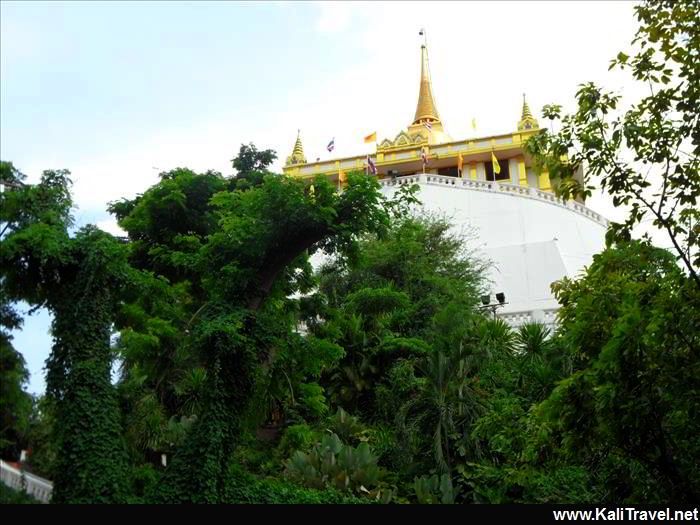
[283, 41, 555, 193]
[282, 38, 608, 330]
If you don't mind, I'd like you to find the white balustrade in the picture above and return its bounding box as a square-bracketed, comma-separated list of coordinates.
[379, 174, 609, 228]
[0, 459, 53, 503]
[499, 309, 559, 331]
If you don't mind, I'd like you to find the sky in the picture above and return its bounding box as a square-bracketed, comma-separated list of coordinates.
[1, 0, 643, 394]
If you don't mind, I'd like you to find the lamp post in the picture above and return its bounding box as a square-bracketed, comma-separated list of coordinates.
[479, 292, 508, 319]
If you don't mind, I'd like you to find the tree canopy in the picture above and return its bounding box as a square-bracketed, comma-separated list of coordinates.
[1, 0, 698, 505]
[525, 0, 700, 287]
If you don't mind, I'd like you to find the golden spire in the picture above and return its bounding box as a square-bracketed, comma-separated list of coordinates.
[523, 95, 533, 119]
[285, 129, 307, 166]
[412, 42, 441, 125]
[517, 93, 539, 131]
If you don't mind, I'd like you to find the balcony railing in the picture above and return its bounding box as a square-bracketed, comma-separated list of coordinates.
[378, 174, 609, 227]
[0, 460, 53, 503]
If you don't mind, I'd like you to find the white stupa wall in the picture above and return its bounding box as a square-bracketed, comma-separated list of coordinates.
[379, 175, 608, 328]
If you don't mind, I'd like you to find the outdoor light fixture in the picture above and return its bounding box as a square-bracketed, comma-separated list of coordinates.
[479, 291, 509, 319]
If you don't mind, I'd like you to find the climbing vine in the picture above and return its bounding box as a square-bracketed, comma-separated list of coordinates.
[1, 167, 130, 503]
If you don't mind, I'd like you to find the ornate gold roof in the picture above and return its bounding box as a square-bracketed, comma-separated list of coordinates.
[413, 45, 441, 125]
[517, 94, 539, 131]
[285, 129, 307, 166]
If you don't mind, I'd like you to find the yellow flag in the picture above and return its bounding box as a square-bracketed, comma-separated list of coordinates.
[339, 170, 347, 183]
[491, 151, 501, 175]
[457, 152, 463, 174]
[364, 131, 377, 143]
[471, 118, 477, 131]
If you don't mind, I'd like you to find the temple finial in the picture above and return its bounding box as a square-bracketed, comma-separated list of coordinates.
[286, 129, 307, 166]
[522, 94, 533, 119]
[517, 93, 538, 131]
[412, 31, 441, 126]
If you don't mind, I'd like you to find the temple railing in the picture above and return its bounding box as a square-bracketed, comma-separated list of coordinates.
[378, 174, 609, 228]
[498, 308, 559, 330]
[0, 460, 53, 503]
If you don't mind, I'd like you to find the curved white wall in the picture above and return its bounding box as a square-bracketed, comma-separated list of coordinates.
[379, 175, 608, 327]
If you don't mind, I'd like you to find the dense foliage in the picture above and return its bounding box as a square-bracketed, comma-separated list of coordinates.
[0, 273, 31, 460]
[545, 243, 699, 501]
[1, 162, 130, 503]
[526, 0, 700, 287]
[0, 483, 39, 504]
[1, 0, 697, 505]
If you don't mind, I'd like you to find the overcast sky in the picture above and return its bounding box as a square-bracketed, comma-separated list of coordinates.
[2, 1, 642, 394]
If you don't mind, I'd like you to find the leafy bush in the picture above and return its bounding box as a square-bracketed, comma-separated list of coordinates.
[363, 425, 396, 467]
[298, 382, 329, 419]
[277, 424, 318, 459]
[455, 462, 597, 504]
[414, 473, 457, 504]
[127, 463, 161, 503]
[0, 483, 39, 504]
[326, 407, 365, 444]
[224, 463, 367, 504]
[375, 360, 421, 424]
[232, 436, 279, 476]
[284, 433, 386, 497]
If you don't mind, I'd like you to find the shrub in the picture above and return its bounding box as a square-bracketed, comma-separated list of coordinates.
[0, 483, 39, 504]
[414, 473, 457, 504]
[127, 463, 161, 503]
[277, 424, 318, 459]
[285, 433, 380, 492]
[325, 407, 365, 444]
[224, 463, 367, 504]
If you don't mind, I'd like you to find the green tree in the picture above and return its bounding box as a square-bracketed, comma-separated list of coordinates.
[1, 166, 130, 503]
[23, 396, 58, 480]
[109, 167, 228, 287]
[231, 143, 277, 174]
[294, 215, 497, 485]
[109, 168, 394, 502]
[0, 171, 33, 459]
[513, 323, 571, 403]
[400, 344, 479, 475]
[0, 287, 32, 460]
[310, 215, 486, 417]
[538, 241, 700, 502]
[230, 143, 278, 190]
[526, 0, 700, 287]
